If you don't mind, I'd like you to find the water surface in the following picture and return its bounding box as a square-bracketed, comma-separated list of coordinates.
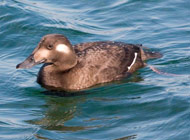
[0, 0, 190, 139]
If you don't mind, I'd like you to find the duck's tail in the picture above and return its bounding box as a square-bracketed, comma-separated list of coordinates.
[139, 46, 163, 61]
[137, 45, 181, 76]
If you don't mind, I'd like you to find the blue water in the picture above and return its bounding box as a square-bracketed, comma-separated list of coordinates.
[0, 0, 190, 139]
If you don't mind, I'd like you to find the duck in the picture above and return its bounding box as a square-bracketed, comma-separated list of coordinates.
[16, 34, 162, 91]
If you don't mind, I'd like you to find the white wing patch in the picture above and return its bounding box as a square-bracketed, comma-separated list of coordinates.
[128, 52, 138, 71]
[56, 44, 70, 54]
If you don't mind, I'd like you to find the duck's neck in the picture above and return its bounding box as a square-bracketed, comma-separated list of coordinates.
[54, 51, 78, 72]
[37, 57, 77, 90]
[37, 64, 66, 90]
[53, 60, 77, 72]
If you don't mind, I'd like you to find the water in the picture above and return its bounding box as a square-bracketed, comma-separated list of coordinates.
[0, 0, 190, 139]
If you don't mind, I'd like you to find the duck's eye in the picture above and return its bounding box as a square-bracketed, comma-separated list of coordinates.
[47, 45, 53, 50]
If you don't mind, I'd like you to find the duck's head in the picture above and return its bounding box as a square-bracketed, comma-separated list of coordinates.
[16, 34, 77, 71]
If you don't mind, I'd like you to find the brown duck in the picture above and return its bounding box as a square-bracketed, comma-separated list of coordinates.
[16, 34, 162, 91]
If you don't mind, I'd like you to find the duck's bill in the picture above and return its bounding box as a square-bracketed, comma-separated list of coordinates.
[16, 54, 46, 69]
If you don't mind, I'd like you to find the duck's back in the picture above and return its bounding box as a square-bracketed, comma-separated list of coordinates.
[74, 42, 145, 74]
[63, 41, 145, 90]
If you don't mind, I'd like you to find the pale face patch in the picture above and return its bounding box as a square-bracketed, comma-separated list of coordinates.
[56, 44, 70, 54]
[34, 49, 50, 62]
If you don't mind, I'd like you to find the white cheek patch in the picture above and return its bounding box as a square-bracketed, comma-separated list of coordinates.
[56, 44, 70, 54]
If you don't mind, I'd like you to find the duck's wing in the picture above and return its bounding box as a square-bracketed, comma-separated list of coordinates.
[75, 42, 145, 82]
[73, 41, 119, 52]
[73, 42, 99, 52]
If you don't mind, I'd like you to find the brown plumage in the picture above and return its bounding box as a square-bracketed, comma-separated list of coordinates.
[16, 34, 162, 91]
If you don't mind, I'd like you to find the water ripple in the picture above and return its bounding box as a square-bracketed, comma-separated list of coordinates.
[0, 0, 190, 139]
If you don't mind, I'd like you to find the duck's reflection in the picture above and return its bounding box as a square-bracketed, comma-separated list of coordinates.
[27, 73, 143, 132]
[27, 93, 95, 131]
